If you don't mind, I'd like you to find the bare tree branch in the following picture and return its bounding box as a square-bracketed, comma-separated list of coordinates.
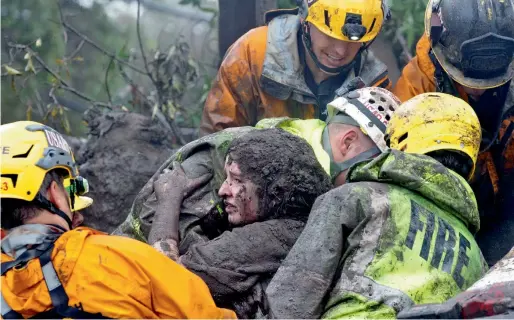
[135, 0, 186, 145]
[395, 29, 413, 61]
[55, 19, 147, 75]
[105, 56, 115, 106]
[66, 39, 85, 60]
[136, 0, 155, 84]
[57, 1, 68, 45]
[7, 43, 111, 109]
[119, 64, 186, 145]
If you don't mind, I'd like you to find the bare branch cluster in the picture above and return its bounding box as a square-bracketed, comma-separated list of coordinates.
[2, 0, 200, 145]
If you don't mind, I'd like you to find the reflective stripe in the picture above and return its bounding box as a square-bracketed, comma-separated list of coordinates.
[1, 292, 12, 315]
[41, 261, 61, 291]
[1, 292, 22, 319]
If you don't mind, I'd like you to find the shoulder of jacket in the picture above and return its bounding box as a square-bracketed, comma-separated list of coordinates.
[413, 34, 436, 76]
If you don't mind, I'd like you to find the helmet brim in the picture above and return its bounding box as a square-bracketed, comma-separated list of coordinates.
[73, 195, 93, 212]
[432, 44, 514, 90]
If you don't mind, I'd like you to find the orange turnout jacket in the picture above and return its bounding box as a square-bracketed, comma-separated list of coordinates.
[201, 13, 391, 135]
[1, 227, 236, 319]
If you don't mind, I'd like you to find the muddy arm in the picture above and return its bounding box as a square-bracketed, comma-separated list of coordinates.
[180, 219, 305, 298]
[265, 186, 364, 319]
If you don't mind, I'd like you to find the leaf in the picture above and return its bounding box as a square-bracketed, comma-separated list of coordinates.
[24, 58, 36, 73]
[121, 105, 129, 112]
[56, 59, 65, 65]
[73, 56, 84, 62]
[51, 108, 58, 118]
[62, 115, 71, 135]
[166, 101, 177, 119]
[24, 53, 30, 60]
[35, 38, 42, 47]
[4, 65, 22, 75]
[151, 103, 159, 120]
[117, 43, 130, 60]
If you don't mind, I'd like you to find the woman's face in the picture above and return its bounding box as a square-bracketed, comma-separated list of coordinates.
[218, 159, 259, 226]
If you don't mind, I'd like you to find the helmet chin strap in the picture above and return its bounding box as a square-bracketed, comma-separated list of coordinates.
[322, 124, 381, 182]
[34, 193, 73, 230]
[302, 22, 359, 75]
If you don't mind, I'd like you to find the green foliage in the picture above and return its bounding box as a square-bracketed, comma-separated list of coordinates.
[1, 0, 127, 135]
[384, 0, 426, 58]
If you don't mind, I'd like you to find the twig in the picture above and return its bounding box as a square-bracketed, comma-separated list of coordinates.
[136, 0, 155, 84]
[105, 56, 115, 106]
[57, 1, 68, 45]
[395, 29, 413, 61]
[66, 39, 85, 60]
[57, 21, 147, 75]
[7, 42, 111, 109]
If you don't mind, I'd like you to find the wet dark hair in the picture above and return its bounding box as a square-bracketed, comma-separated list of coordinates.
[427, 150, 473, 179]
[226, 128, 332, 221]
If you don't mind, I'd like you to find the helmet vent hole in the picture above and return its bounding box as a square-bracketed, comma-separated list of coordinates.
[385, 115, 391, 121]
[380, 97, 386, 102]
[389, 105, 395, 111]
[369, 18, 376, 33]
[27, 191, 31, 195]
[369, 99, 376, 104]
[398, 132, 408, 144]
[324, 10, 330, 28]
[378, 106, 385, 111]
[370, 91, 377, 96]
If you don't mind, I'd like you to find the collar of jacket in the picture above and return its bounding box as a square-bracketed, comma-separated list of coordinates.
[347, 149, 480, 233]
[259, 14, 389, 103]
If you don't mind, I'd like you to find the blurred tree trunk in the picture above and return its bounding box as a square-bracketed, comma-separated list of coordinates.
[217, 0, 277, 63]
[255, 0, 278, 26]
[218, 0, 256, 62]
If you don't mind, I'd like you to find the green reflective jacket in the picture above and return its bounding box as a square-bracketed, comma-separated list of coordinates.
[266, 149, 488, 319]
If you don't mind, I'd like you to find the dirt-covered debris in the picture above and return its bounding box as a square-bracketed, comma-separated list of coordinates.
[76, 111, 176, 232]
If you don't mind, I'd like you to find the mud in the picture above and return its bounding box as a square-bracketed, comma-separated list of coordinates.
[226, 128, 331, 221]
[76, 111, 175, 232]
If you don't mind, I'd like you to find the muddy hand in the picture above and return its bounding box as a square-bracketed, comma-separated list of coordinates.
[154, 161, 212, 200]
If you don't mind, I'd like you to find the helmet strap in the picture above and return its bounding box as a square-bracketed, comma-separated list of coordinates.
[301, 21, 361, 75]
[322, 125, 381, 181]
[34, 193, 73, 230]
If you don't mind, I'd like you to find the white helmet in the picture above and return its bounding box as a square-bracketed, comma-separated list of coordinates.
[323, 87, 401, 179]
[327, 87, 400, 151]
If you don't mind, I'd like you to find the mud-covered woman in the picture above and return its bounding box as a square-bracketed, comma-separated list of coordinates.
[148, 128, 331, 318]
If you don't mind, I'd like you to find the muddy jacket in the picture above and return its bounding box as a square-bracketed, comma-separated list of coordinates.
[113, 118, 330, 244]
[113, 126, 310, 318]
[393, 35, 514, 265]
[266, 150, 488, 319]
[1, 227, 235, 319]
[200, 13, 390, 135]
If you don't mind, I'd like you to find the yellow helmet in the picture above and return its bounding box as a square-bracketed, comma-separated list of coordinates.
[300, 0, 389, 42]
[0, 121, 91, 212]
[385, 93, 482, 179]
